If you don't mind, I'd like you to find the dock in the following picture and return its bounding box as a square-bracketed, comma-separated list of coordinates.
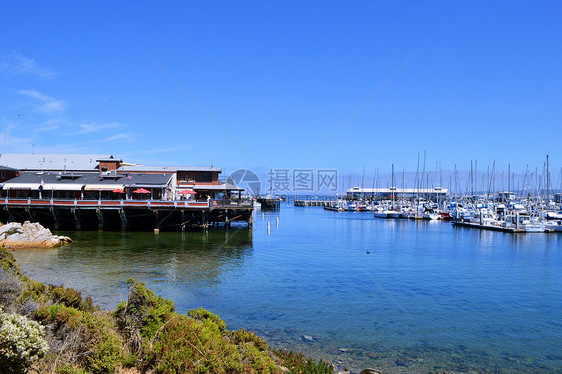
[256, 196, 281, 209]
[452, 221, 526, 233]
[294, 199, 335, 207]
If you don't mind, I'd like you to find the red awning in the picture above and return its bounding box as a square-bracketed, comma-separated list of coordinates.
[133, 188, 151, 194]
[112, 189, 125, 193]
[179, 189, 197, 195]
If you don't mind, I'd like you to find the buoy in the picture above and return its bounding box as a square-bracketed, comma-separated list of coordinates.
[267, 222, 270, 234]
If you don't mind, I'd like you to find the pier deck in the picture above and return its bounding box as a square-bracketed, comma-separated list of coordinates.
[0, 198, 253, 231]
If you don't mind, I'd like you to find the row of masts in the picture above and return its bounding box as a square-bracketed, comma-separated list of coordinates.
[345, 155, 560, 201]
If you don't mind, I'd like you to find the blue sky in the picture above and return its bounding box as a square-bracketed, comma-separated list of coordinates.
[1, 1, 561, 187]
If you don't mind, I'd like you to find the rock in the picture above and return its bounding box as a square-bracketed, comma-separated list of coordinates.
[303, 335, 314, 342]
[0, 221, 72, 249]
[361, 369, 382, 374]
[395, 359, 409, 367]
[278, 365, 290, 373]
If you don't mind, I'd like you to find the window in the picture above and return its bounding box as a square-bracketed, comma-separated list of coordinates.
[195, 172, 213, 183]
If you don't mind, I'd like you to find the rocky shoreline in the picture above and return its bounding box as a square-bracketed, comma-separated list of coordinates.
[0, 221, 72, 249]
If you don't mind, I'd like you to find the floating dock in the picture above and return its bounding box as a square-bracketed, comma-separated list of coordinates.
[452, 221, 526, 233]
[294, 199, 335, 207]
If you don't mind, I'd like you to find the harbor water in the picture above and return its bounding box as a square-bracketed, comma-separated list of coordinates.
[12, 206, 562, 373]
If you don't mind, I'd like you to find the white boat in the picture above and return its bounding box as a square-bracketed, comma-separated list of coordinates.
[524, 223, 547, 233]
[523, 218, 547, 233]
[545, 211, 562, 220]
[545, 220, 562, 232]
[374, 209, 388, 218]
[386, 210, 401, 219]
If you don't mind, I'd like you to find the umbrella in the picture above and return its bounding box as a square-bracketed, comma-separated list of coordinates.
[179, 189, 197, 195]
[133, 188, 151, 194]
[112, 189, 125, 193]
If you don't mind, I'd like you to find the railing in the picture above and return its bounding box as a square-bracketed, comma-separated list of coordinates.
[1, 198, 254, 209]
[210, 199, 253, 208]
[1, 198, 211, 209]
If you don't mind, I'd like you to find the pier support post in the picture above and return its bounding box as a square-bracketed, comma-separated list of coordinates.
[119, 208, 128, 232]
[26, 207, 34, 222]
[181, 210, 185, 232]
[6, 207, 14, 223]
[96, 208, 104, 231]
[154, 210, 159, 234]
[49, 207, 59, 230]
[71, 208, 81, 230]
[202, 211, 208, 231]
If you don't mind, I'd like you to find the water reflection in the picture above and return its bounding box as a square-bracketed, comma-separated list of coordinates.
[12, 228, 253, 309]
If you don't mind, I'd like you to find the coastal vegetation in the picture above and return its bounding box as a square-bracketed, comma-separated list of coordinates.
[0, 246, 334, 374]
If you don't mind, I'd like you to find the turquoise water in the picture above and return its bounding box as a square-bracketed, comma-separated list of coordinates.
[12, 206, 562, 373]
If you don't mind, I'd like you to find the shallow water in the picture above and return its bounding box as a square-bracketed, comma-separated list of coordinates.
[13, 206, 562, 373]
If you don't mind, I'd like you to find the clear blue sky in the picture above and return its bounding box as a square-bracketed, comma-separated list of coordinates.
[1, 1, 561, 183]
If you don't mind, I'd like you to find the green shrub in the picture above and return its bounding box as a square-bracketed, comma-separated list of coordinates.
[145, 313, 244, 374]
[57, 365, 90, 374]
[0, 308, 49, 373]
[188, 307, 227, 333]
[0, 247, 22, 276]
[115, 279, 175, 342]
[36, 305, 122, 374]
[230, 328, 268, 351]
[274, 349, 334, 374]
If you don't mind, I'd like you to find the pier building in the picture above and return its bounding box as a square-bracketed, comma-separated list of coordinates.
[0, 154, 252, 231]
[346, 186, 449, 201]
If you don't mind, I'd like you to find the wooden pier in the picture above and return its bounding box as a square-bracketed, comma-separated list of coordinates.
[0, 198, 253, 232]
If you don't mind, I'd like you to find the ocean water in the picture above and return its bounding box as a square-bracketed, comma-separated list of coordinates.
[12, 206, 562, 373]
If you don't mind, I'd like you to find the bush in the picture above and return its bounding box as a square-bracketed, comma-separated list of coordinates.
[0, 308, 49, 373]
[273, 349, 334, 374]
[36, 305, 122, 374]
[188, 307, 227, 333]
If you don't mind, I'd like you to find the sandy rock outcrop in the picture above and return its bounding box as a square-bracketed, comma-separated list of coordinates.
[0, 221, 72, 249]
